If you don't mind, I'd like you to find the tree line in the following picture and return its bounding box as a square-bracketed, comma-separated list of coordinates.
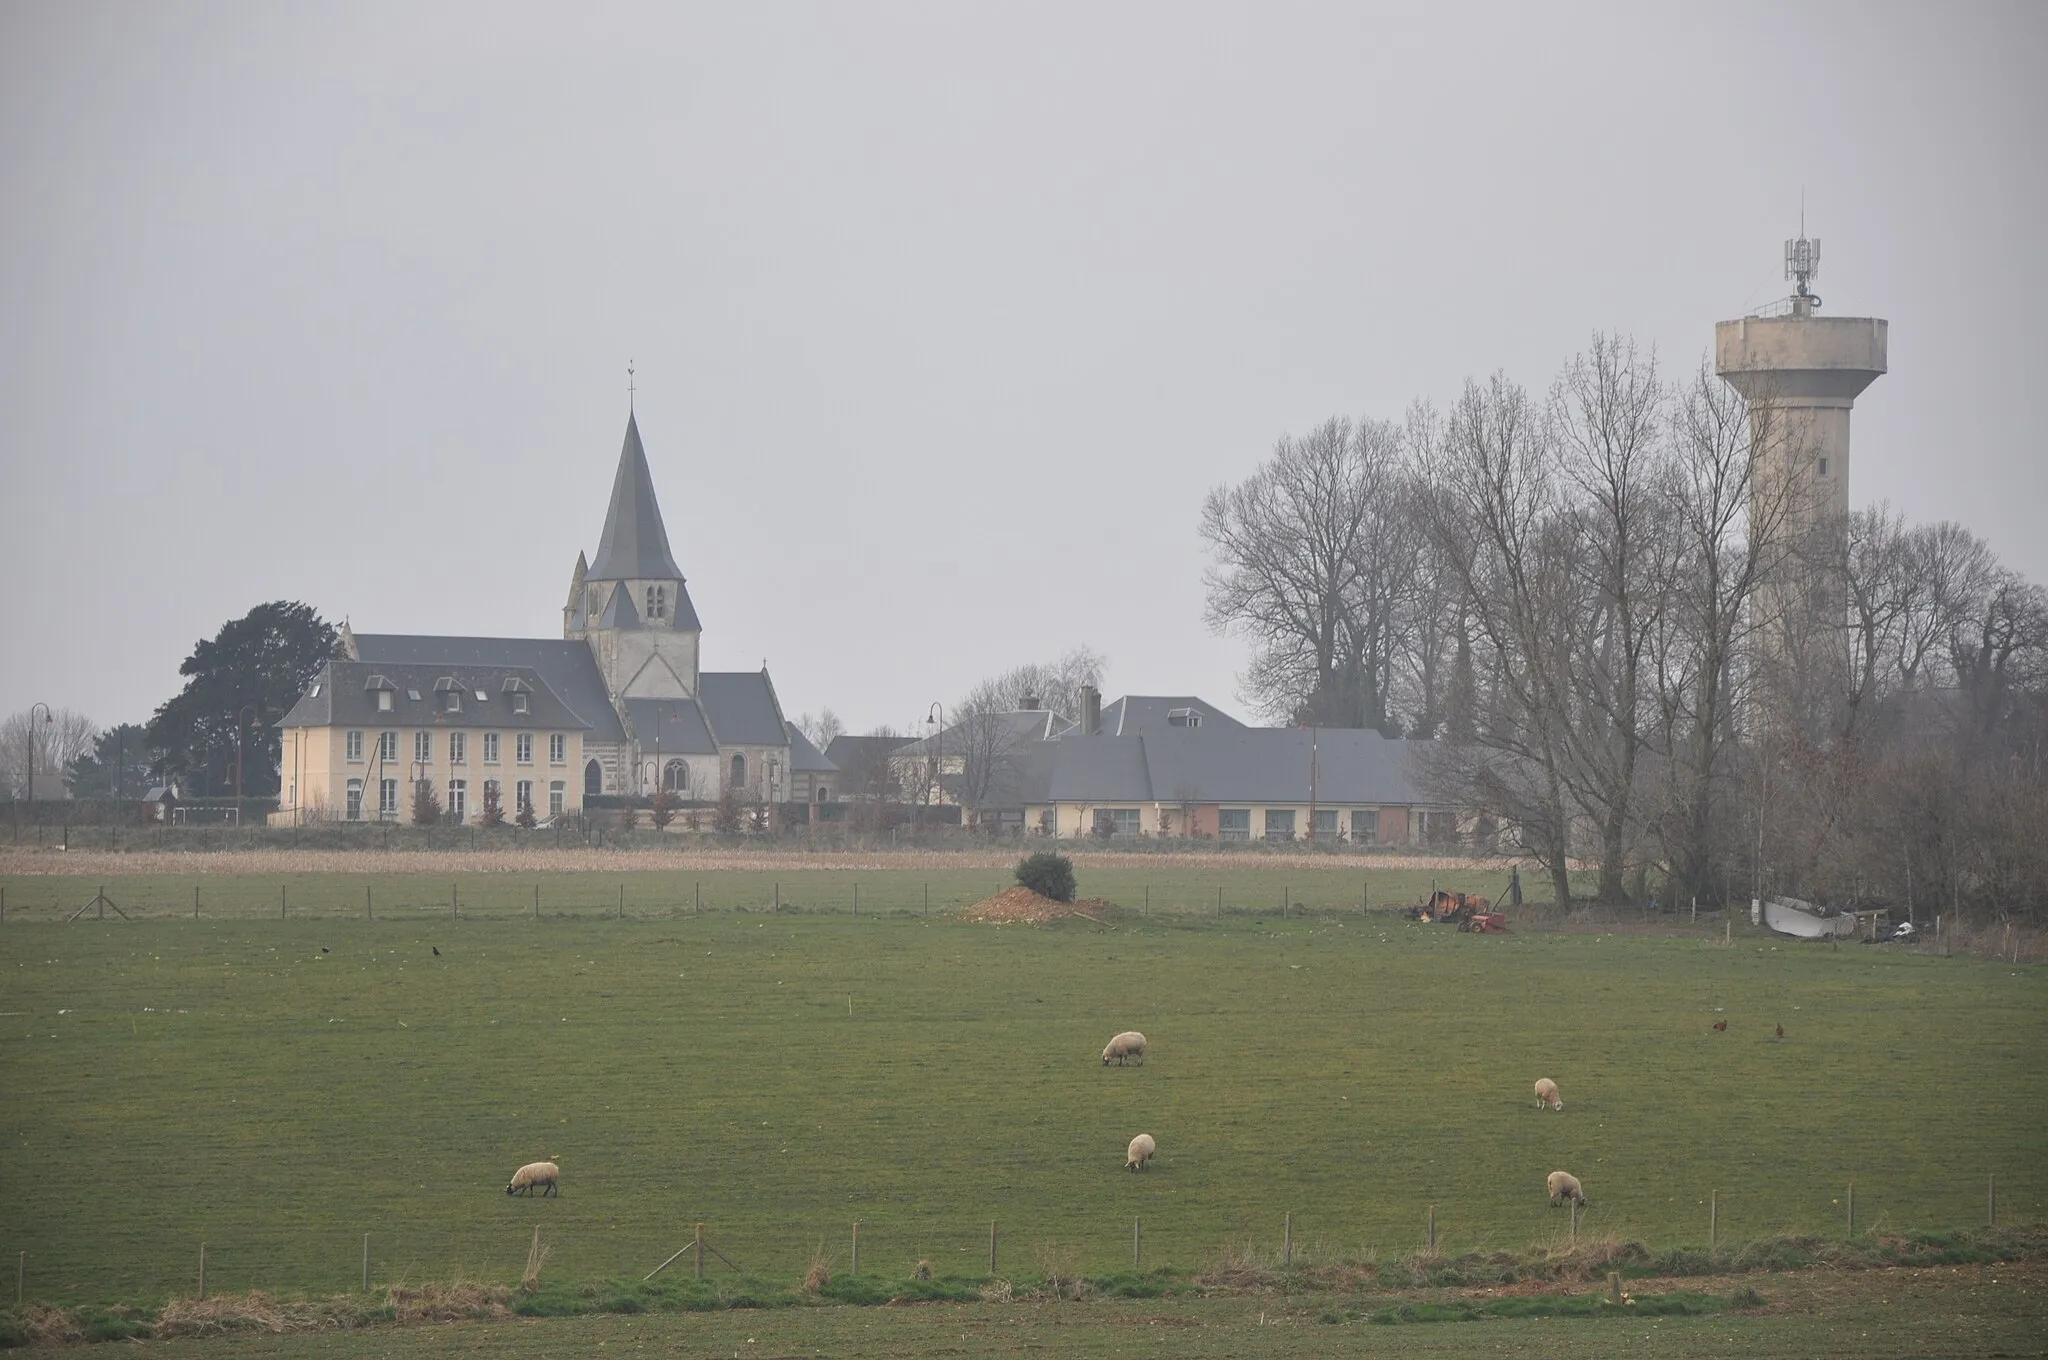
[1203, 334, 2046, 920]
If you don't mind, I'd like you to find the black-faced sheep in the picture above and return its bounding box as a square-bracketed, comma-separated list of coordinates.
[1102, 1031, 1147, 1066]
[1125, 1133, 1156, 1172]
[507, 1160, 560, 1196]
[1533, 1077, 1563, 1111]
[1546, 1170, 1586, 1208]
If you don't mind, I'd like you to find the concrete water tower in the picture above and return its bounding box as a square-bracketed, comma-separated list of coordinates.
[1715, 226, 1888, 718]
[1715, 229, 1888, 537]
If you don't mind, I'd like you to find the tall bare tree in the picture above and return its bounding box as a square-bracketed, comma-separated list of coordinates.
[0, 706, 99, 799]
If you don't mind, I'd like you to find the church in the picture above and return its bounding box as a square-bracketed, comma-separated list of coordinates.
[276, 411, 833, 822]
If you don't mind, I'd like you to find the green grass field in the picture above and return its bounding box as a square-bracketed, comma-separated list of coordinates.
[1, 865, 2041, 1327]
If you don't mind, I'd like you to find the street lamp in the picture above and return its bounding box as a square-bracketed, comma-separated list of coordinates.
[24, 702, 52, 806]
[924, 702, 946, 829]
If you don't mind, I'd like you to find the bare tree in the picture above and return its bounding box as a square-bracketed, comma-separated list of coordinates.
[1202, 415, 1410, 729]
[945, 679, 1033, 823]
[0, 707, 99, 798]
[976, 648, 1106, 718]
[793, 708, 844, 752]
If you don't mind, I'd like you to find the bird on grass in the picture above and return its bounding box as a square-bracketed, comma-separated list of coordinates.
[433, 946, 441, 956]
[321, 947, 330, 953]
[1775, 1023, 1785, 1039]
[1712, 1020, 1727, 1032]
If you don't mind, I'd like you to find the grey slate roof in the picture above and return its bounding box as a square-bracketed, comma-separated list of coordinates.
[784, 722, 837, 772]
[349, 634, 628, 743]
[278, 660, 592, 733]
[895, 709, 1069, 758]
[587, 412, 687, 583]
[624, 698, 718, 756]
[1043, 727, 1424, 806]
[698, 671, 789, 746]
[1093, 695, 1246, 736]
[596, 581, 642, 630]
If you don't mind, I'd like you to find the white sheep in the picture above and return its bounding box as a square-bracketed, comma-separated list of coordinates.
[1546, 1170, 1586, 1208]
[1125, 1133, 1156, 1172]
[1102, 1031, 1147, 1066]
[506, 1160, 560, 1197]
[1533, 1077, 1563, 1111]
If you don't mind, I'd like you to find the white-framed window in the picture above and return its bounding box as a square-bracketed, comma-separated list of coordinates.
[377, 690, 394, 713]
[449, 732, 467, 765]
[346, 778, 363, 821]
[414, 731, 433, 764]
[378, 731, 398, 763]
[447, 778, 467, 823]
[516, 733, 534, 765]
[663, 759, 688, 792]
[1312, 808, 1339, 840]
[446, 690, 461, 713]
[548, 781, 565, 817]
[346, 730, 363, 762]
[1219, 808, 1251, 842]
[378, 778, 398, 817]
[646, 584, 666, 620]
[516, 779, 533, 813]
[1351, 809, 1379, 844]
[482, 733, 499, 764]
[730, 752, 747, 787]
[549, 733, 566, 764]
[1263, 809, 1296, 841]
[483, 777, 499, 809]
[513, 692, 529, 715]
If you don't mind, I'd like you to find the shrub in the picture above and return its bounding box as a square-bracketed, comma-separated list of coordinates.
[478, 781, 506, 828]
[713, 786, 744, 835]
[1016, 851, 1076, 902]
[650, 788, 678, 829]
[410, 781, 442, 827]
[515, 798, 537, 830]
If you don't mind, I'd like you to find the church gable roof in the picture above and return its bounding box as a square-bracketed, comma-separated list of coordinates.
[595, 581, 642, 630]
[699, 671, 789, 746]
[587, 412, 686, 582]
[624, 698, 719, 756]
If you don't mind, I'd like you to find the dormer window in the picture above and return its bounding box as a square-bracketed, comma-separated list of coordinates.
[309, 683, 321, 698]
[407, 689, 422, 702]
[1168, 707, 1202, 728]
[514, 692, 529, 715]
[646, 585, 666, 621]
[377, 690, 394, 712]
[446, 691, 461, 713]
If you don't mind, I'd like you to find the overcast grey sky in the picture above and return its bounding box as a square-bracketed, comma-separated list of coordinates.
[4, 1, 2043, 737]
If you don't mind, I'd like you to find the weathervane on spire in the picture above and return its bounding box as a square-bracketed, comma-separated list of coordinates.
[627, 359, 636, 412]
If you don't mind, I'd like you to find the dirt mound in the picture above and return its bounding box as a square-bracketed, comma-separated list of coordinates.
[958, 885, 1110, 924]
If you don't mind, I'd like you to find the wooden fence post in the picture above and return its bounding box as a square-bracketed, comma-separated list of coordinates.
[618, 884, 624, 920]
[1608, 1271, 1622, 1304]
[1283, 1210, 1292, 1265]
[1710, 1190, 1718, 1248]
[198, 1243, 206, 1300]
[694, 1223, 704, 1279]
[695, 881, 701, 915]
[362, 1234, 370, 1292]
[194, 886, 200, 918]
[1847, 1183, 1854, 1236]
[16, 1251, 22, 1305]
[1426, 1205, 1436, 1254]
[1571, 1198, 1580, 1247]
[989, 1220, 998, 1275]
[452, 883, 459, 918]
[1134, 1217, 1141, 1268]
[1989, 1174, 1997, 1227]
[853, 882, 859, 917]
[281, 885, 287, 919]
[775, 882, 781, 912]
[851, 1221, 859, 1276]
[366, 886, 373, 920]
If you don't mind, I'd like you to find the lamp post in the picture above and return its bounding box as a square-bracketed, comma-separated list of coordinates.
[233, 704, 265, 808]
[924, 702, 945, 830]
[24, 703, 52, 806]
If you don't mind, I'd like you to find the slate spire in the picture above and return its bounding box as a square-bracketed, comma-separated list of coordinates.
[587, 411, 685, 581]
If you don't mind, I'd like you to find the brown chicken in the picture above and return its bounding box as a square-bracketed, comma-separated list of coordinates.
[1775, 1023, 1785, 1039]
[1712, 1020, 1727, 1031]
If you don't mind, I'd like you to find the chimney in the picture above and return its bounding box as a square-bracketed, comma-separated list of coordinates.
[1079, 684, 1101, 737]
[1022, 694, 1041, 711]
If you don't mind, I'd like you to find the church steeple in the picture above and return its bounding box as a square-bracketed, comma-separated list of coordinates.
[587, 411, 685, 582]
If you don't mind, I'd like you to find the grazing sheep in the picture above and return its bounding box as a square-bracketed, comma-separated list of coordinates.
[506, 1161, 560, 1197]
[1546, 1170, 1586, 1208]
[1102, 1031, 1148, 1066]
[1533, 1077, 1563, 1111]
[1125, 1133, 1157, 1172]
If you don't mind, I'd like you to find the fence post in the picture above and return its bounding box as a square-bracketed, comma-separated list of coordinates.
[281, 885, 287, 919]
[1134, 1217, 1141, 1268]
[1217, 885, 1223, 914]
[367, 886, 373, 920]
[851, 1220, 859, 1276]
[453, 883, 459, 918]
[853, 882, 859, 917]
[619, 884, 625, 920]
[1426, 1205, 1436, 1254]
[1283, 1210, 1292, 1265]
[198, 1243, 206, 1301]
[694, 1223, 704, 1279]
[775, 882, 780, 912]
[16, 1251, 21, 1305]
[194, 886, 200, 918]
[1710, 1190, 1718, 1247]
[2, 886, 6, 924]
[1989, 1174, 1997, 1226]
[1571, 1198, 1580, 1247]
[989, 1220, 998, 1275]
[1608, 1271, 1622, 1304]
[1144, 885, 1149, 917]
[362, 1234, 370, 1292]
[924, 884, 929, 917]
[695, 881, 701, 915]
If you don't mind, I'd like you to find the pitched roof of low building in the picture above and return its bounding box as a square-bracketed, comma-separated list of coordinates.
[1091, 695, 1246, 736]
[278, 659, 592, 732]
[784, 723, 837, 772]
[350, 634, 629, 742]
[1040, 727, 1423, 806]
